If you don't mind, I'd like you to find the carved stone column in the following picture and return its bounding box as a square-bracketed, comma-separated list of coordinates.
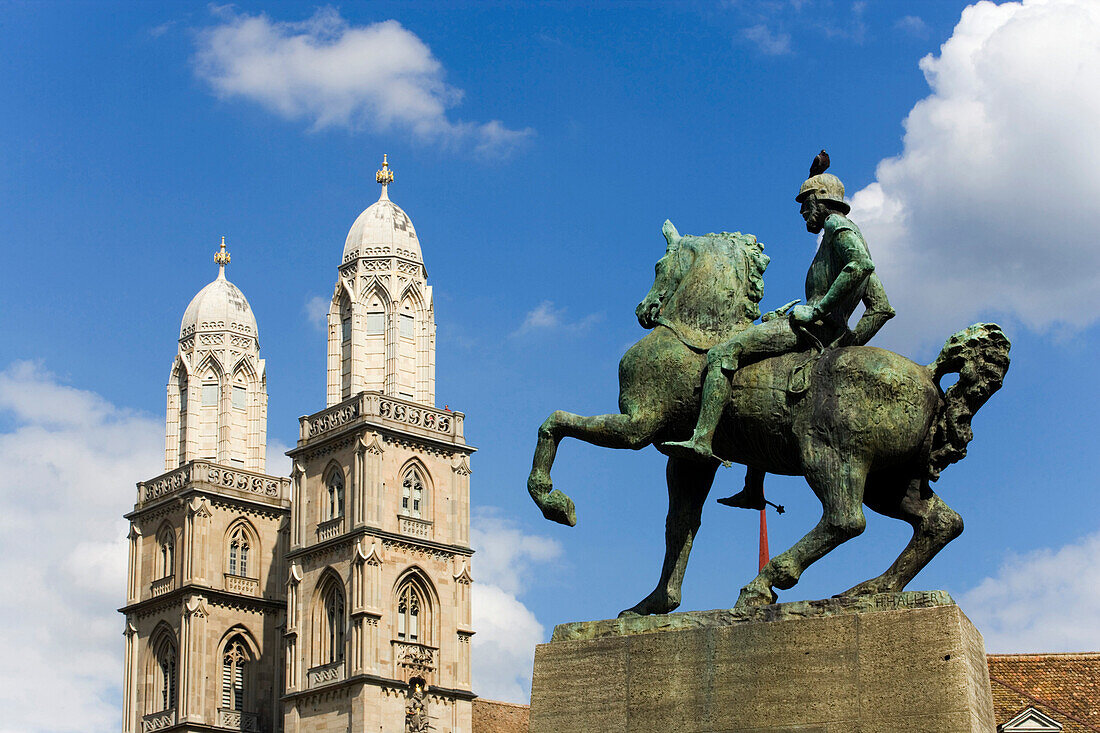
[384, 296, 398, 396]
[417, 310, 430, 403]
[454, 563, 472, 630]
[351, 439, 363, 528]
[451, 455, 471, 545]
[286, 565, 302, 693]
[457, 632, 472, 687]
[247, 372, 262, 471]
[217, 375, 231, 465]
[364, 435, 383, 525]
[165, 381, 180, 470]
[326, 300, 341, 407]
[126, 523, 141, 604]
[179, 596, 209, 722]
[291, 463, 305, 549]
[183, 497, 211, 584]
[349, 297, 365, 397]
[182, 373, 198, 462]
[122, 617, 138, 733]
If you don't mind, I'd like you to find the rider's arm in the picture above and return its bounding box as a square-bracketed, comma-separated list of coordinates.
[851, 273, 895, 345]
[813, 229, 875, 318]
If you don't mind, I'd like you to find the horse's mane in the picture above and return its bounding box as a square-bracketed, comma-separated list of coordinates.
[706, 231, 769, 322]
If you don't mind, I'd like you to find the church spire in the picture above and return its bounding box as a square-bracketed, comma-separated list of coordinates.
[214, 235, 231, 280]
[376, 153, 394, 201]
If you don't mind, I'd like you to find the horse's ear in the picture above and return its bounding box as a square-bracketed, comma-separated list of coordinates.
[662, 220, 681, 246]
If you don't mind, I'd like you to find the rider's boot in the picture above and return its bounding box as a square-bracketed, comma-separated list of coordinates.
[663, 365, 732, 465]
[717, 465, 767, 510]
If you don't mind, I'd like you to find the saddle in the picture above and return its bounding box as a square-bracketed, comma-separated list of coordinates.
[787, 322, 853, 394]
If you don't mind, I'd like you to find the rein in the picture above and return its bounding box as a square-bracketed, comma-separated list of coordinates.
[654, 317, 714, 353]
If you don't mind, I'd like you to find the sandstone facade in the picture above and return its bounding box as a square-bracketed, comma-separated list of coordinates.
[122, 161, 473, 733]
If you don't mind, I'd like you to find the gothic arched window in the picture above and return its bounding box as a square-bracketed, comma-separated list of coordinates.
[221, 635, 250, 711]
[157, 526, 174, 579]
[152, 633, 177, 712]
[316, 577, 345, 665]
[325, 469, 345, 521]
[227, 524, 251, 577]
[401, 468, 425, 519]
[396, 581, 429, 644]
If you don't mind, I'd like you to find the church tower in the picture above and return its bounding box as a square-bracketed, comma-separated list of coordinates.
[284, 158, 475, 733]
[121, 241, 291, 733]
[327, 154, 436, 407]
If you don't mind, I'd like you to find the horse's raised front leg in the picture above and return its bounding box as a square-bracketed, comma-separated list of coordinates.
[619, 456, 717, 617]
[736, 450, 869, 607]
[841, 478, 963, 597]
[528, 408, 661, 527]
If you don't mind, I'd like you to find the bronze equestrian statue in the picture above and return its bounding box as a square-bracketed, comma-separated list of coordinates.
[526, 154, 1010, 616]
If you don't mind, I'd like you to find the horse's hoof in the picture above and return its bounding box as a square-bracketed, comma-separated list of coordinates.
[734, 583, 778, 608]
[618, 591, 679, 617]
[534, 488, 577, 527]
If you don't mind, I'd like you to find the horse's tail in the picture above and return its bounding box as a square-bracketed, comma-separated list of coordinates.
[926, 323, 1011, 482]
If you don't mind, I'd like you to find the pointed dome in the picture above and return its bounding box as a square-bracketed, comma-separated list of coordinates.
[342, 155, 422, 263]
[179, 239, 258, 341]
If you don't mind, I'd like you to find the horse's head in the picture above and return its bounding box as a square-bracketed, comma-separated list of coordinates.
[638, 220, 770, 348]
[636, 220, 685, 329]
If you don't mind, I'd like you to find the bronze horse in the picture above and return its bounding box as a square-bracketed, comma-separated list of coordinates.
[527, 223, 1009, 615]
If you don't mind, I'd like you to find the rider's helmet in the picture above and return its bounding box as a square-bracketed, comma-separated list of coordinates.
[796, 173, 850, 215]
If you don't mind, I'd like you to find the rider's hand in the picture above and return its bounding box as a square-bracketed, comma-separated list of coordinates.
[792, 305, 818, 323]
[762, 299, 801, 323]
[790, 304, 818, 324]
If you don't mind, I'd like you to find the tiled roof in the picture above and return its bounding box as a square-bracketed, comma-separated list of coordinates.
[473, 698, 529, 733]
[988, 653, 1100, 732]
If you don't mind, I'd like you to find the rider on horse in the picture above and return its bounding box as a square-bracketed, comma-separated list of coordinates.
[664, 154, 896, 508]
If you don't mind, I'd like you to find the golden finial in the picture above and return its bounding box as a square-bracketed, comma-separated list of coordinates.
[214, 235, 231, 278]
[376, 153, 394, 198]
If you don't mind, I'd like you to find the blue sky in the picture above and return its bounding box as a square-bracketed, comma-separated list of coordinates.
[3, 1, 1100, 729]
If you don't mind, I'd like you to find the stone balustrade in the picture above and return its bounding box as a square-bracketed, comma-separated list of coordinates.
[217, 708, 259, 732]
[224, 574, 258, 596]
[137, 460, 290, 506]
[398, 515, 433, 540]
[308, 660, 345, 688]
[299, 392, 465, 444]
[141, 709, 176, 732]
[317, 516, 344, 542]
[393, 640, 437, 677]
[150, 575, 175, 598]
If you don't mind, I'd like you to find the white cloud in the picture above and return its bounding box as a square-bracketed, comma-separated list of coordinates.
[960, 530, 1100, 653]
[849, 0, 1100, 350]
[511, 300, 602, 337]
[741, 24, 792, 55]
[0, 362, 163, 733]
[304, 294, 330, 332]
[148, 21, 175, 39]
[895, 15, 930, 38]
[193, 7, 533, 155]
[470, 511, 562, 702]
[266, 437, 294, 478]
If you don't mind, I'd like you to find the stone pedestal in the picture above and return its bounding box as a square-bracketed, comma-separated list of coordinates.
[529, 591, 995, 733]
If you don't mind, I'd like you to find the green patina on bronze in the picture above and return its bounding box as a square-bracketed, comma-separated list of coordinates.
[526, 154, 1010, 617]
